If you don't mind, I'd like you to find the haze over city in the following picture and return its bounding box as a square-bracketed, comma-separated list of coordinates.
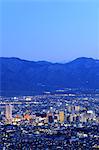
[0, 0, 99, 62]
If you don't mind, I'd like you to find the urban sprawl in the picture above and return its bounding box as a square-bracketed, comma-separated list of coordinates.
[0, 92, 99, 149]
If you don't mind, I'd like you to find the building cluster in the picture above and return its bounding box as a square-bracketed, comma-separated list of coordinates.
[0, 93, 99, 149]
[4, 104, 98, 127]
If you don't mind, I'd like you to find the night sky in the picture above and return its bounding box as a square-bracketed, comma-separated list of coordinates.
[0, 0, 99, 62]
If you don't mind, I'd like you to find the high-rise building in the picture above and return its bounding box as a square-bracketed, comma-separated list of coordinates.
[5, 104, 12, 124]
[54, 114, 59, 123]
[59, 111, 65, 123]
[67, 106, 72, 113]
[74, 106, 80, 112]
[48, 113, 54, 124]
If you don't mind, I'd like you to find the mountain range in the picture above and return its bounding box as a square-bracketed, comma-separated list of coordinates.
[0, 57, 99, 96]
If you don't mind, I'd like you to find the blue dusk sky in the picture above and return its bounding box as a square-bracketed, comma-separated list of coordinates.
[0, 0, 99, 62]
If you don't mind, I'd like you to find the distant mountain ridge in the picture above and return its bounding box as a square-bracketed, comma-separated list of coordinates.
[0, 57, 99, 96]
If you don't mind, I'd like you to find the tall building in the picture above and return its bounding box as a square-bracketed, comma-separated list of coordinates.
[74, 106, 80, 112]
[48, 113, 54, 124]
[54, 114, 59, 123]
[5, 104, 12, 124]
[59, 111, 65, 123]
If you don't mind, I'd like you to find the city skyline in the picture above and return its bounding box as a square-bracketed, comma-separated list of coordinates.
[0, 1, 99, 149]
[0, 0, 99, 62]
[0, 93, 99, 149]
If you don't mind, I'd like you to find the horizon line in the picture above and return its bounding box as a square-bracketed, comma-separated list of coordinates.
[0, 56, 98, 64]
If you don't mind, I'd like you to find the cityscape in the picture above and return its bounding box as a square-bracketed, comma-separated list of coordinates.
[0, 0, 99, 149]
[0, 91, 99, 149]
